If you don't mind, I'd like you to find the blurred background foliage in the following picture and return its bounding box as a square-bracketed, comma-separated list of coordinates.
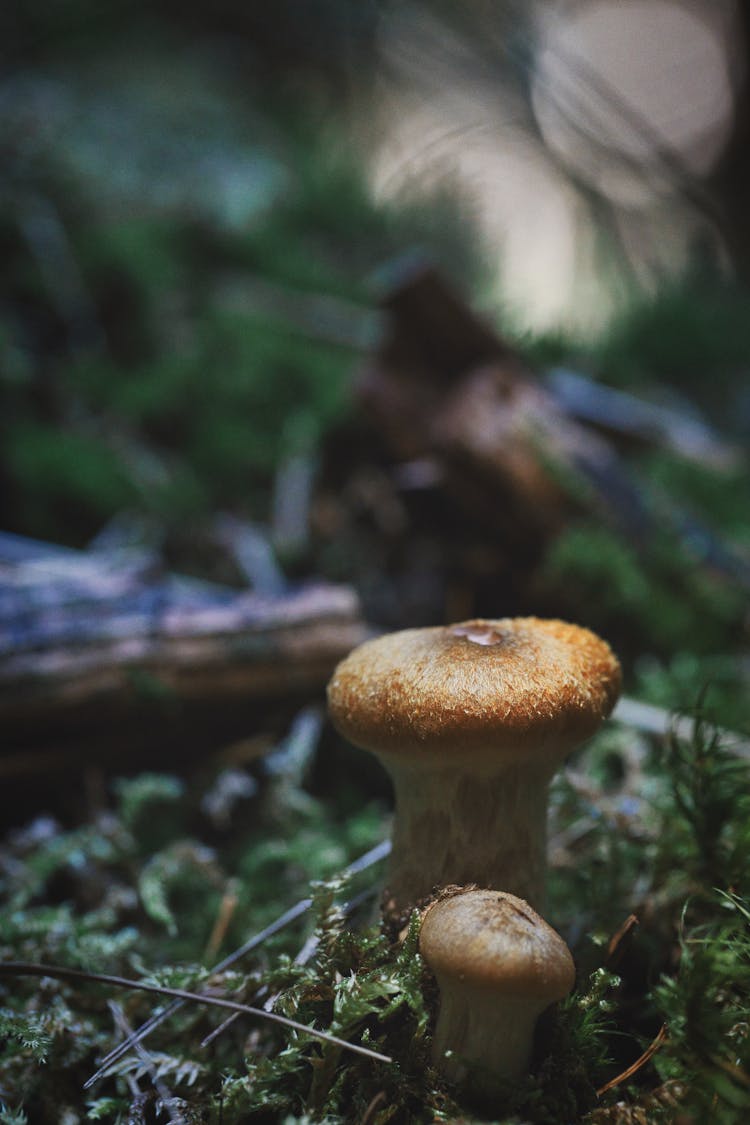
[0, 0, 748, 711]
[1, 0, 748, 620]
[0, 0, 480, 547]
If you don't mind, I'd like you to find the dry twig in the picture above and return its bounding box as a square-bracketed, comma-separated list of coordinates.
[0, 961, 392, 1065]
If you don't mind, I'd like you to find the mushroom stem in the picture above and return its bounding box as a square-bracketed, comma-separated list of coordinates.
[432, 985, 539, 1087]
[383, 756, 552, 914]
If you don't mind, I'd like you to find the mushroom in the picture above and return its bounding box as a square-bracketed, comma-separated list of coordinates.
[419, 888, 575, 1098]
[326, 618, 620, 918]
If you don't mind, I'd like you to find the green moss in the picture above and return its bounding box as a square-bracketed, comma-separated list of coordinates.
[650, 893, 750, 1123]
[3, 697, 750, 1122]
[635, 653, 748, 731]
[4, 423, 139, 540]
[542, 523, 745, 656]
[596, 276, 750, 395]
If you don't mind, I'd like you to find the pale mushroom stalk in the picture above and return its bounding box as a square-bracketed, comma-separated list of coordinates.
[419, 889, 575, 1102]
[380, 754, 551, 914]
[431, 985, 543, 1084]
[327, 617, 621, 919]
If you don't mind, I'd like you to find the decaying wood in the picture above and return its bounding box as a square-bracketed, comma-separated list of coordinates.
[356, 264, 655, 555]
[2, 586, 364, 708]
[353, 262, 749, 590]
[0, 533, 367, 764]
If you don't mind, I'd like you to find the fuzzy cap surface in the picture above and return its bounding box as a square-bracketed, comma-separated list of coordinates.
[327, 617, 621, 761]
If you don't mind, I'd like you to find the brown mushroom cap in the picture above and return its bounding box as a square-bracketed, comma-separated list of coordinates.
[327, 617, 621, 761]
[420, 889, 575, 999]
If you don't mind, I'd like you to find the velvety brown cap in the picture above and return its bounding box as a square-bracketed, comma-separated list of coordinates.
[326, 618, 620, 761]
[419, 889, 575, 998]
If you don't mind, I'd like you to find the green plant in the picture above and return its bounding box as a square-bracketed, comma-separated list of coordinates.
[650, 893, 750, 1123]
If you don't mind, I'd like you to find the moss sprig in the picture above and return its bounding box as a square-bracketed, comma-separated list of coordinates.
[648, 892, 750, 1123]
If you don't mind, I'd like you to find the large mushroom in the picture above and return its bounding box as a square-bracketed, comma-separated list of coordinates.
[419, 888, 575, 1099]
[327, 617, 620, 918]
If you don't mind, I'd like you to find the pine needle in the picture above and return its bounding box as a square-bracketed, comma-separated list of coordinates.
[596, 1024, 668, 1096]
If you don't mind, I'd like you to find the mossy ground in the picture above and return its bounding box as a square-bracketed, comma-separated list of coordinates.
[2, 695, 750, 1123]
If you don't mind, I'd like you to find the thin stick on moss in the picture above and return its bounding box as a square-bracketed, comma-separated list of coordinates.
[202, 882, 379, 1049]
[0, 961, 393, 1065]
[108, 1000, 180, 1118]
[86, 893, 316, 1087]
[85, 838, 392, 1087]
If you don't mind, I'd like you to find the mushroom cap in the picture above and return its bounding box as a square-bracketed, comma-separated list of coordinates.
[327, 618, 620, 762]
[419, 889, 575, 999]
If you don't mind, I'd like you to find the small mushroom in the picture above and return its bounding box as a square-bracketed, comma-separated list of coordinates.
[327, 618, 620, 918]
[419, 889, 575, 1098]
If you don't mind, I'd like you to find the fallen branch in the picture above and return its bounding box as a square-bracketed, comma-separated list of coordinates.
[0, 961, 392, 1066]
